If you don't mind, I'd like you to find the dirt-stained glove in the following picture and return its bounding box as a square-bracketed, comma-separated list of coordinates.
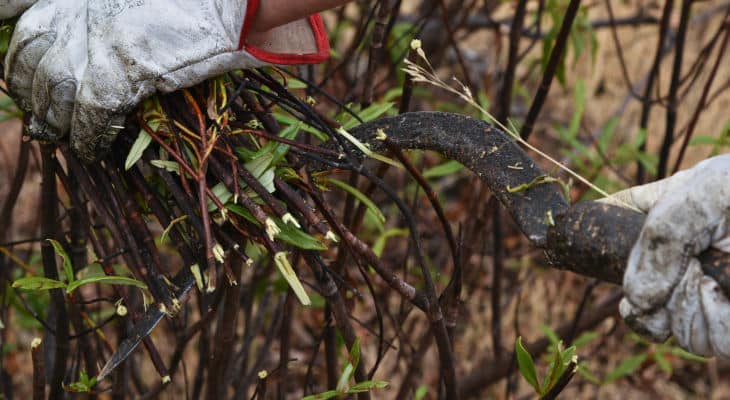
[0, 0, 35, 18]
[602, 154, 730, 359]
[5, 0, 328, 162]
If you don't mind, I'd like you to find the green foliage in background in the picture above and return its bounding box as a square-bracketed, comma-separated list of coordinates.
[516, 335, 577, 398]
[12, 239, 147, 295]
[303, 339, 388, 400]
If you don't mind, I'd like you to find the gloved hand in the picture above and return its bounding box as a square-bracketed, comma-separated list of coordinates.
[0, 0, 35, 18]
[602, 154, 730, 359]
[4, 0, 328, 162]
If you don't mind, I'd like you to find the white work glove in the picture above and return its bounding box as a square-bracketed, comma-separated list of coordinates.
[602, 154, 730, 359]
[0, 0, 35, 18]
[5, 0, 327, 162]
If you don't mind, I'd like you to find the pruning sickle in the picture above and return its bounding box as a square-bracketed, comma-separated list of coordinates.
[97, 111, 730, 381]
[97, 270, 196, 381]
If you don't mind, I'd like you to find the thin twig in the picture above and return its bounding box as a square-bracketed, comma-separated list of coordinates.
[39, 144, 69, 400]
[672, 14, 730, 172]
[657, 0, 692, 179]
[519, 0, 582, 140]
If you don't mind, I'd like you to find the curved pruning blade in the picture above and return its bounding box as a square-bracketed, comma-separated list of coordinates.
[96, 305, 165, 381]
[97, 270, 196, 381]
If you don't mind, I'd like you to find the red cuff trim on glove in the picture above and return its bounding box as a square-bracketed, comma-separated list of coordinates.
[238, 0, 330, 65]
[238, 0, 260, 50]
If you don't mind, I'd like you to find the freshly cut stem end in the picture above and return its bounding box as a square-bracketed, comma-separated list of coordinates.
[274, 252, 311, 306]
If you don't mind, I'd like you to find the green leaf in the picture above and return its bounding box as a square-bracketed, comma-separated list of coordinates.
[603, 353, 647, 383]
[571, 28, 585, 65]
[225, 205, 327, 251]
[302, 390, 339, 400]
[636, 152, 658, 175]
[633, 128, 648, 147]
[334, 338, 362, 393]
[150, 160, 180, 175]
[274, 113, 328, 141]
[542, 343, 565, 394]
[0, 23, 15, 55]
[225, 204, 259, 225]
[670, 346, 708, 363]
[423, 160, 465, 179]
[207, 183, 233, 211]
[597, 118, 618, 154]
[342, 102, 395, 130]
[64, 370, 97, 392]
[325, 178, 385, 224]
[247, 148, 274, 172]
[372, 228, 409, 257]
[335, 127, 403, 169]
[12, 277, 67, 291]
[279, 77, 308, 90]
[566, 80, 585, 139]
[64, 382, 92, 393]
[125, 130, 152, 170]
[383, 87, 403, 102]
[540, 324, 561, 346]
[689, 135, 722, 146]
[415, 385, 429, 400]
[48, 239, 74, 283]
[160, 215, 188, 244]
[576, 363, 601, 385]
[349, 338, 361, 372]
[515, 336, 540, 393]
[551, 345, 577, 389]
[348, 380, 389, 393]
[653, 349, 673, 374]
[387, 21, 415, 71]
[572, 331, 599, 348]
[79, 370, 97, 387]
[275, 218, 327, 251]
[337, 363, 355, 393]
[262, 122, 300, 166]
[244, 153, 276, 193]
[66, 276, 148, 294]
[0, 95, 21, 121]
